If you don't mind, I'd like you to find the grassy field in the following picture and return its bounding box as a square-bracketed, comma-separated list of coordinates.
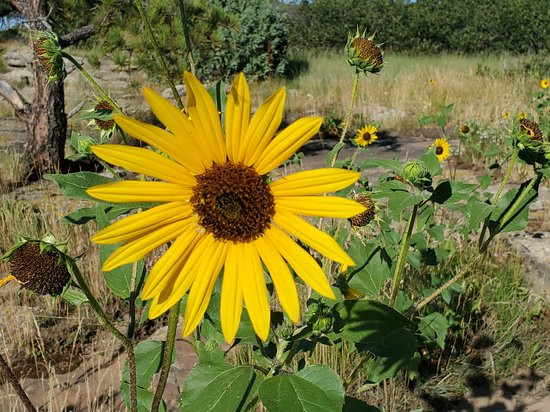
[1, 46, 549, 410]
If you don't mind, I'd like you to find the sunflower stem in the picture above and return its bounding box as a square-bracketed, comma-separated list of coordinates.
[67, 260, 137, 412]
[151, 302, 180, 412]
[177, 0, 196, 75]
[134, 0, 184, 109]
[478, 148, 518, 251]
[349, 146, 363, 169]
[389, 204, 418, 307]
[61, 52, 121, 112]
[0, 352, 36, 412]
[331, 69, 360, 167]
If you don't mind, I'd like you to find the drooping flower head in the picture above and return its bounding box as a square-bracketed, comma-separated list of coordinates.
[355, 124, 378, 147]
[86, 72, 364, 342]
[1, 233, 71, 296]
[520, 118, 543, 141]
[433, 138, 451, 162]
[32, 31, 66, 83]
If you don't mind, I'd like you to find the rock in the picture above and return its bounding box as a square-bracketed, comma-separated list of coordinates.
[0, 68, 33, 85]
[3, 50, 33, 68]
[161, 84, 187, 102]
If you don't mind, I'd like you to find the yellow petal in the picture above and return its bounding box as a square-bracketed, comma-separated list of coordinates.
[181, 238, 229, 337]
[91, 145, 195, 186]
[240, 88, 286, 165]
[276, 196, 366, 218]
[143, 87, 194, 135]
[254, 117, 323, 175]
[241, 242, 271, 341]
[274, 210, 354, 266]
[270, 168, 361, 196]
[183, 71, 226, 164]
[87, 181, 192, 203]
[92, 202, 192, 245]
[102, 220, 189, 271]
[220, 243, 244, 343]
[263, 226, 335, 299]
[225, 73, 251, 163]
[142, 223, 201, 300]
[0, 275, 16, 287]
[255, 237, 299, 322]
[114, 114, 206, 174]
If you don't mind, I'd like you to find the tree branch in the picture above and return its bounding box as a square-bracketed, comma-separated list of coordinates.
[0, 80, 30, 117]
[59, 25, 97, 48]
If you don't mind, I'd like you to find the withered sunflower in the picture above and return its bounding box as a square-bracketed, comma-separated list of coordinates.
[87, 72, 364, 342]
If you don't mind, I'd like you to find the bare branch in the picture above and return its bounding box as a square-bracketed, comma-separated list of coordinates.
[59, 25, 97, 48]
[0, 79, 31, 117]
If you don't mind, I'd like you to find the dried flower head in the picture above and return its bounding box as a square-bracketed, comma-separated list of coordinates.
[348, 193, 375, 226]
[1, 234, 71, 296]
[460, 125, 470, 134]
[520, 118, 543, 141]
[32, 31, 65, 83]
[346, 29, 383, 75]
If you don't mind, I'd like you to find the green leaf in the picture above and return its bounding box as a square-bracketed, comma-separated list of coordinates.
[347, 241, 392, 296]
[334, 300, 411, 348]
[429, 180, 452, 204]
[387, 191, 423, 215]
[44, 172, 116, 200]
[465, 199, 493, 232]
[122, 340, 170, 388]
[361, 158, 402, 174]
[419, 151, 441, 176]
[343, 396, 380, 412]
[326, 142, 345, 166]
[295, 365, 345, 407]
[60, 286, 89, 306]
[488, 180, 538, 235]
[121, 385, 166, 412]
[62, 203, 154, 225]
[180, 363, 260, 412]
[419, 312, 449, 350]
[96, 208, 146, 298]
[258, 370, 344, 412]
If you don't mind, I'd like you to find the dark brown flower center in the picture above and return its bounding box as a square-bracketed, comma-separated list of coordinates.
[191, 162, 275, 242]
[351, 37, 383, 67]
[436, 146, 444, 155]
[363, 132, 371, 141]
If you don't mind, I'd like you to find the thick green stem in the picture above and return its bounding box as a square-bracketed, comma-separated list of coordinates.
[134, 0, 184, 109]
[390, 204, 418, 307]
[151, 302, 180, 412]
[478, 148, 519, 251]
[67, 260, 137, 412]
[330, 70, 360, 167]
[177, 0, 196, 75]
[0, 353, 36, 411]
[61, 53, 120, 112]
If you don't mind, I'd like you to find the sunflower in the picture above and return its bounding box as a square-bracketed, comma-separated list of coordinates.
[433, 138, 451, 162]
[355, 124, 378, 146]
[519, 111, 527, 119]
[86, 72, 364, 343]
[502, 110, 511, 119]
[428, 79, 436, 86]
[541, 78, 549, 89]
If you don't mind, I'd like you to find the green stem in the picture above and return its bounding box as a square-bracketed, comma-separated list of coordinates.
[330, 69, 360, 167]
[67, 260, 137, 412]
[151, 302, 180, 412]
[134, 0, 184, 109]
[177, 0, 196, 75]
[61, 52, 121, 112]
[0, 353, 36, 411]
[389, 204, 418, 307]
[349, 146, 363, 169]
[478, 148, 519, 251]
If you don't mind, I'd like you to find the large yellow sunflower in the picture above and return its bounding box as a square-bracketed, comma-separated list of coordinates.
[433, 137, 451, 162]
[86, 72, 364, 343]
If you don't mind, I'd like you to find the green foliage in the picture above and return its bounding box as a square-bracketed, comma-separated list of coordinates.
[285, 0, 550, 54]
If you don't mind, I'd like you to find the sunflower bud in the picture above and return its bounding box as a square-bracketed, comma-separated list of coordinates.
[93, 100, 116, 131]
[1, 234, 71, 296]
[403, 159, 432, 189]
[348, 193, 376, 227]
[304, 302, 334, 334]
[346, 29, 383, 75]
[32, 31, 66, 84]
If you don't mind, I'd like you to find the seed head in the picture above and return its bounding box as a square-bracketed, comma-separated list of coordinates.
[346, 30, 383, 75]
[94, 100, 115, 130]
[32, 31, 65, 84]
[348, 193, 376, 227]
[520, 118, 543, 141]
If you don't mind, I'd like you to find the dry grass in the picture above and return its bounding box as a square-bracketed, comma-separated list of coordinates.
[251, 52, 537, 131]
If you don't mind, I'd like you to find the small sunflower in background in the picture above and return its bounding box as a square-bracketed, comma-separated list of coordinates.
[428, 79, 436, 86]
[502, 110, 511, 119]
[355, 124, 378, 147]
[541, 78, 549, 89]
[519, 111, 528, 119]
[433, 138, 451, 162]
[459, 124, 470, 135]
